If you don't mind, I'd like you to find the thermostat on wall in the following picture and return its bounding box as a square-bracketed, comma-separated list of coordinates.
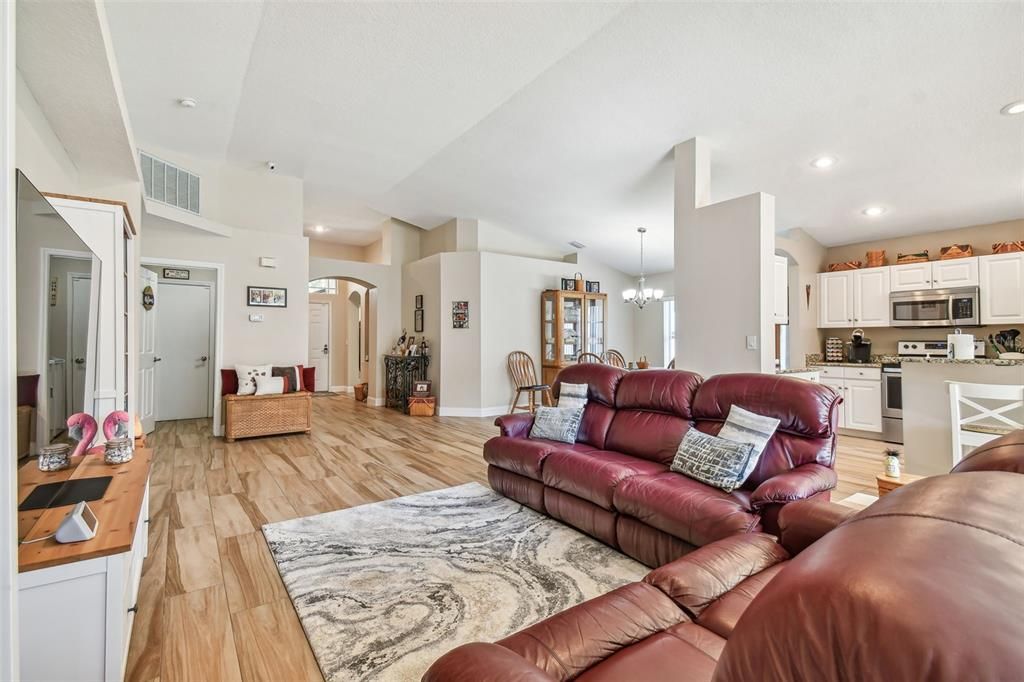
[249, 313, 265, 323]
[259, 257, 277, 268]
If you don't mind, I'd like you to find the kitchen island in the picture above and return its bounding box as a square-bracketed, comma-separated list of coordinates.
[902, 359, 1024, 475]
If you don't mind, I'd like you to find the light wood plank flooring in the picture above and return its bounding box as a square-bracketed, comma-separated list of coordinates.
[126, 395, 891, 682]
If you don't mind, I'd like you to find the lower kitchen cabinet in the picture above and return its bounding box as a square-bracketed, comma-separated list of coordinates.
[816, 366, 882, 433]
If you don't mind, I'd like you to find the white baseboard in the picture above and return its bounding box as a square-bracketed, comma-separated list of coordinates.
[438, 405, 508, 418]
[366, 397, 385, 407]
[330, 385, 353, 394]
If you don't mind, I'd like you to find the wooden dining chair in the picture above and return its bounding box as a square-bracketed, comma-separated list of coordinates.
[577, 352, 603, 364]
[507, 351, 553, 414]
[603, 350, 626, 368]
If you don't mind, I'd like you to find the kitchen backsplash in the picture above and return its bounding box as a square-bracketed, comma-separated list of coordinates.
[818, 325, 1017, 357]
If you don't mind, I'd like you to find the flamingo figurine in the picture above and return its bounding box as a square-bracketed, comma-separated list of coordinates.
[103, 410, 131, 440]
[67, 413, 99, 457]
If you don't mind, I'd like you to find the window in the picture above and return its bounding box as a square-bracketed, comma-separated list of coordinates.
[663, 298, 676, 367]
[309, 278, 338, 295]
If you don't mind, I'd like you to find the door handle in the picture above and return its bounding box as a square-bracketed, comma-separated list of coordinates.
[154, 357, 162, 362]
[74, 357, 85, 365]
[199, 356, 208, 362]
[322, 345, 329, 354]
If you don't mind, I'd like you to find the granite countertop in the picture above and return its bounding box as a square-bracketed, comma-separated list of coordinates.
[896, 356, 1024, 366]
[776, 367, 818, 375]
[806, 361, 883, 368]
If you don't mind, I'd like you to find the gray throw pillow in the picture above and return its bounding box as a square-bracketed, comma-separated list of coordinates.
[670, 429, 757, 493]
[717, 405, 780, 483]
[529, 406, 585, 444]
[557, 382, 589, 409]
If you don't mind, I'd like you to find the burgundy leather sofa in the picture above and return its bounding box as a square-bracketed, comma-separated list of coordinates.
[485, 364, 841, 566]
[425, 448, 1024, 681]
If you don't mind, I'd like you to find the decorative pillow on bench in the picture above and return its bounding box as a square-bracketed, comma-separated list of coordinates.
[235, 364, 272, 396]
[529, 406, 585, 444]
[272, 365, 305, 393]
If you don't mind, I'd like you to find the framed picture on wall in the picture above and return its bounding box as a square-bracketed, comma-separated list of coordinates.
[452, 300, 469, 329]
[247, 286, 287, 307]
[414, 308, 424, 333]
[415, 294, 423, 310]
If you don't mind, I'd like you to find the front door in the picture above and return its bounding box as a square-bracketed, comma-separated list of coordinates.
[139, 268, 158, 433]
[156, 282, 212, 420]
[308, 302, 330, 392]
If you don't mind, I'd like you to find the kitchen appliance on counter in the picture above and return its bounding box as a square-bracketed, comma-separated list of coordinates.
[946, 329, 976, 360]
[846, 328, 872, 363]
[890, 286, 979, 327]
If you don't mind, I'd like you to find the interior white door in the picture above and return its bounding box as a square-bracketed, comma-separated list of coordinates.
[138, 268, 158, 433]
[156, 283, 212, 421]
[69, 274, 91, 416]
[308, 302, 330, 392]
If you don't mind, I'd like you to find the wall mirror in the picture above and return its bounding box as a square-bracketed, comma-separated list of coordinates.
[15, 170, 102, 458]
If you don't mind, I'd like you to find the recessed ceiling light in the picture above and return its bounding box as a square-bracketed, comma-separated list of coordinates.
[810, 155, 837, 169]
[862, 206, 886, 217]
[1000, 100, 1024, 116]
[178, 97, 198, 108]
[314, 224, 326, 233]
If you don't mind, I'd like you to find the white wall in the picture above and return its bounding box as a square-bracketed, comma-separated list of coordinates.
[477, 219, 572, 261]
[402, 254, 442, 392]
[631, 271, 673, 368]
[439, 252, 483, 411]
[15, 71, 78, 192]
[674, 138, 775, 376]
[776, 228, 827, 368]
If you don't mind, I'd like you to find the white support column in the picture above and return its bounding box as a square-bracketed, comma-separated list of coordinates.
[673, 137, 776, 376]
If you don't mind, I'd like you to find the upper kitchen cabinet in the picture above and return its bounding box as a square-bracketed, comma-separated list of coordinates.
[818, 267, 889, 328]
[979, 252, 1024, 324]
[890, 257, 979, 292]
[773, 255, 789, 324]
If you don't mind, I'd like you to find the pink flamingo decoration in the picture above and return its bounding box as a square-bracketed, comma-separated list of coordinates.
[67, 413, 99, 457]
[103, 410, 131, 440]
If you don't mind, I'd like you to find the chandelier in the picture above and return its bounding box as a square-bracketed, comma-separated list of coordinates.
[621, 227, 664, 309]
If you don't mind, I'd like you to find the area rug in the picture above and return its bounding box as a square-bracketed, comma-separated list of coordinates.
[263, 482, 647, 681]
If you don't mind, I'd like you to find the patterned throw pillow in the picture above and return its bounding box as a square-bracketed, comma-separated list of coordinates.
[255, 375, 286, 395]
[235, 364, 272, 396]
[670, 429, 758, 493]
[529, 406, 585, 444]
[272, 365, 303, 393]
[717, 405, 781, 483]
[557, 382, 589, 409]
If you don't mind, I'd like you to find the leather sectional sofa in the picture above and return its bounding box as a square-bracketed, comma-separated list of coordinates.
[426, 430, 1024, 681]
[485, 364, 842, 566]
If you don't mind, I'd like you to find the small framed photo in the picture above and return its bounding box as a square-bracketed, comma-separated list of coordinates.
[247, 286, 287, 308]
[163, 268, 190, 280]
[414, 308, 424, 333]
[412, 379, 432, 396]
[560, 277, 575, 291]
[415, 294, 423, 310]
[452, 300, 469, 329]
[585, 280, 601, 293]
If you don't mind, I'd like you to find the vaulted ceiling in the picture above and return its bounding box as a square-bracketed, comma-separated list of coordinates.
[105, 2, 1023, 273]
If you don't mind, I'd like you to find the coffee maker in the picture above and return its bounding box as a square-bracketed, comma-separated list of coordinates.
[847, 328, 872, 363]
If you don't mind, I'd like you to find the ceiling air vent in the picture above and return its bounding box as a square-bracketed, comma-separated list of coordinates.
[140, 151, 200, 215]
[569, 240, 587, 249]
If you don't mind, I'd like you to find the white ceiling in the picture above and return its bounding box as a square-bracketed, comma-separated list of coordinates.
[105, 2, 1024, 273]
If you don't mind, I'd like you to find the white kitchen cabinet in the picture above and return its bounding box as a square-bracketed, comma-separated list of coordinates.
[890, 258, 979, 292]
[844, 378, 884, 431]
[820, 377, 846, 428]
[818, 267, 889, 328]
[979, 252, 1024, 324]
[773, 255, 789, 324]
[933, 257, 979, 288]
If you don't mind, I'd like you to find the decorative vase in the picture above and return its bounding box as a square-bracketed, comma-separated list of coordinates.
[885, 453, 901, 478]
[104, 437, 134, 465]
[38, 443, 71, 472]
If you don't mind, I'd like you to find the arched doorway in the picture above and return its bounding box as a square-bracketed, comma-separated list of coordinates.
[308, 276, 375, 394]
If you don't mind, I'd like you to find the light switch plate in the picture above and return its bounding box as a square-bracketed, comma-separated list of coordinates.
[745, 335, 759, 351]
[249, 313, 265, 323]
[259, 256, 277, 268]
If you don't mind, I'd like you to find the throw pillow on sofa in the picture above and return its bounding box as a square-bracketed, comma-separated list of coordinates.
[255, 375, 286, 395]
[557, 382, 589, 409]
[529, 406, 585, 444]
[235, 364, 272, 396]
[272, 365, 304, 392]
[718, 404, 780, 465]
[670, 428, 758, 493]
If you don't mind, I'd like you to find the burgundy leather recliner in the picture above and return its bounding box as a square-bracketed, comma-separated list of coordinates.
[485, 364, 842, 566]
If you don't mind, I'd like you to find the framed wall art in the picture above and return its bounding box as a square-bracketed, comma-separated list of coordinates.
[415, 294, 423, 309]
[452, 300, 469, 329]
[414, 308, 424, 333]
[247, 286, 287, 308]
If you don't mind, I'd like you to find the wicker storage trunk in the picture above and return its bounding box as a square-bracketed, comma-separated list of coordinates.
[224, 391, 312, 442]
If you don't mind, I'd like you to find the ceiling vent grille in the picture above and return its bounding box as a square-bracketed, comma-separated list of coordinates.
[140, 151, 200, 215]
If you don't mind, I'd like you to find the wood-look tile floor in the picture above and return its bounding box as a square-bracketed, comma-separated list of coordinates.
[126, 395, 890, 682]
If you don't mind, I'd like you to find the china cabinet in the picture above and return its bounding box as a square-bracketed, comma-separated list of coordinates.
[540, 290, 608, 386]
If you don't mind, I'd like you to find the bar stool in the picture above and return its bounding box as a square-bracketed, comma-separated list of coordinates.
[947, 381, 1024, 465]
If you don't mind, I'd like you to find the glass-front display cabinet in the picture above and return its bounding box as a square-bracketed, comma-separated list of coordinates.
[540, 289, 608, 388]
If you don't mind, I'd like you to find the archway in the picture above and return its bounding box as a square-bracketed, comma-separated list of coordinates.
[308, 275, 375, 396]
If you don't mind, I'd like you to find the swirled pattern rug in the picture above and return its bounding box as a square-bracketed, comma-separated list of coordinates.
[263, 482, 647, 681]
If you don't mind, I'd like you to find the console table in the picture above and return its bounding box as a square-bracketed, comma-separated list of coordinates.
[384, 354, 429, 412]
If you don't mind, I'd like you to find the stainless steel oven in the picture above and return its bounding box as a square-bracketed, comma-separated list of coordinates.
[889, 286, 979, 327]
[881, 363, 903, 443]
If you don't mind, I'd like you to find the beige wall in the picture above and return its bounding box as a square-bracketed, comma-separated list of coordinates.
[826, 218, 1024, 264]
[776, 228, 828, 367]
[402, 255, 442, 392]
[439, 252, 483, 410]
[310, 239, 367, 262]
[631, 272, 673, 368]
[16, 71, 78, 192]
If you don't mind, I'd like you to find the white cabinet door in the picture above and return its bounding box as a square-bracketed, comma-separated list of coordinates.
[980, 253, 1024, 324]
[852, 267, 890, 326]
[820, 378, 846, 428]
[818, 272, 852, 327]
[844, 378, 882, 432]
[933, 257, 979, 288]
[773, 255, 789, 324]
[889, 262, 933, 292]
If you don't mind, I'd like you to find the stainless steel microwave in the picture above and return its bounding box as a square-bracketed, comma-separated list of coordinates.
[889, 286, 980, 327]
